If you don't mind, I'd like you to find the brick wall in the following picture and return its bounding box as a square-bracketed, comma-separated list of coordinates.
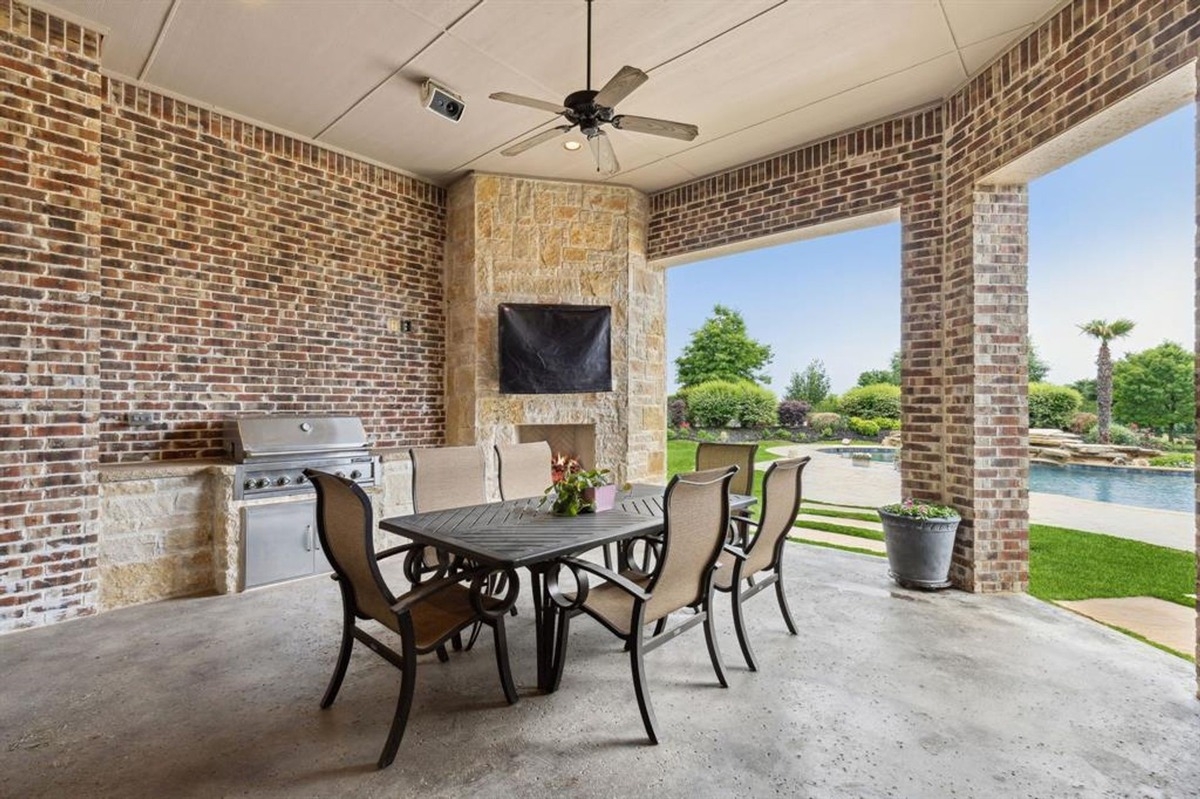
[0, 0, 103, 630]
[649, 109, 948, 510]
[99, 81, 447, 463]
[648, 0, 1199, 595]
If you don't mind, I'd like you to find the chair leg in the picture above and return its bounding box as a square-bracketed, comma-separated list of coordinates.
[320, 599, 355, 709]
[450, 633, 463, 652]
[730, 580, 758, 672]
[774, 568, 798, 635]
[628, 625, 660, 744]
[491, 620, 520, 705]
[702, 598, 729, 687]
[652, 617, 667, 637]
[377, 635, 417, 769]
[435, 645, 449, 663]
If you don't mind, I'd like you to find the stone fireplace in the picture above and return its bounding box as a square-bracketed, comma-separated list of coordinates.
[517, 424, 596, 469]
[442, 173, 667, 492]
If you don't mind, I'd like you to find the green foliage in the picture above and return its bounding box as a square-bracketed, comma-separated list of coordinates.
[1068, 412, 1098, 435]
[684, 380, 778, 427]
[1027, 338, 1051, 382]
[540, 466, 610, 516]
[807, 412, 843, 432]
[879, 498, 958, 520]
[812, 394, 840, 413]
[873, 417, 900, 431]
[1149, 452, 1194, 468]
[785, 359, 831, 405]
[1027, 382, 1082, 429]
[675, 305, 773, 388]
[1112, 341, 1195, 440]
[856, 369, 896, 387]
[1071, 378, 1098, 406]
[847, 417, 881, 437]
[1082, 423, 1140, 446]
[838, 383, 901, 419]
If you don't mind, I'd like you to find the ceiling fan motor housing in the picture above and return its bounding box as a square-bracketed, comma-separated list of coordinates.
[564, 89, 612, 135]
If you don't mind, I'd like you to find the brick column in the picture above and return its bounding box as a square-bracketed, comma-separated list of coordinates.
[941, 187, 1030, 592]
[0, 2, 103, 631]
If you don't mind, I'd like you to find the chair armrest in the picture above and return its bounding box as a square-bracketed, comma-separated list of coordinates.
[391, 566, 489, 614]
[559, 557, 650, 601]
[376, 542, 424, 561]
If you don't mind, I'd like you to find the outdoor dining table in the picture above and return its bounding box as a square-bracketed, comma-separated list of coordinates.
[379, 484, 755, 693]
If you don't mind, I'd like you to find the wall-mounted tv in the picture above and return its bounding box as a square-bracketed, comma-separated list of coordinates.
[498, 303, 612, 394]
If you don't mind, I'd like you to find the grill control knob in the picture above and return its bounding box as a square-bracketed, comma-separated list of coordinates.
[243, 479, 256, 491]
[295, 474, 307, 484]
[350, 470, 362, 480]
[276, 476, 291, 487]
[335, 471, 346, 479]
[256, 477, 271, 489]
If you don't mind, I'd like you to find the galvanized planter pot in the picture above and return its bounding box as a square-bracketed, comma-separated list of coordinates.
[878, 509, 960, 590]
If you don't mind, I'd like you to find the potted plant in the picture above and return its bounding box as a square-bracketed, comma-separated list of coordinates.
[541, 464, 613, 516]
[878, 498, 960, 590]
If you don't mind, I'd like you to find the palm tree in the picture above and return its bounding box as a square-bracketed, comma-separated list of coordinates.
[1078, 318, 1135, 443]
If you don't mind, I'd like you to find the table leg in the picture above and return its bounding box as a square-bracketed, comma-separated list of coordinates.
[531, 565, 560, 693]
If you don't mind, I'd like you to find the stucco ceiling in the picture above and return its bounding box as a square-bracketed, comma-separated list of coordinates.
[42, 0, 1066, 192]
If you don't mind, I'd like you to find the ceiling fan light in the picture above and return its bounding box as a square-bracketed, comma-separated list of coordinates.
[563, 140, 582, 151]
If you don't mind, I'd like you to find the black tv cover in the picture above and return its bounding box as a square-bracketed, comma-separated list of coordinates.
[498, 304, 612, 394]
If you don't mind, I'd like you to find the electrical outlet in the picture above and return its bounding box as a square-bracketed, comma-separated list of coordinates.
[128, 412, 154, 426]
[386, 318, 400, 332]
[401, 320, 413, 333]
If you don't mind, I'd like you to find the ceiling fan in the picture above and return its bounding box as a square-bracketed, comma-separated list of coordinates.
[489, 0, 699, 176]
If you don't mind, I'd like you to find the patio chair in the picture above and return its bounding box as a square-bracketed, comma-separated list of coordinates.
[695, 441, 759, 546]
[410, 445, 487, 512]
[495, 440, 552, 500]
[306, 470, 519, 769]
[712, 456, 810, 671]
[546, 465, 737, 744]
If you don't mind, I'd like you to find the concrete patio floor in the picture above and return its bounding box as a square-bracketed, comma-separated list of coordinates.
[2, 545, 1197, 798]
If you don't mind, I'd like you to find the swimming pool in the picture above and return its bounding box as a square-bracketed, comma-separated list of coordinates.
[1029, 462, 1192, 513]
[818, 447, 1192, 513]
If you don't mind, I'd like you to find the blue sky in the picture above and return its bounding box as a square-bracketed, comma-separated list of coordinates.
[666, 104, 1195, 395]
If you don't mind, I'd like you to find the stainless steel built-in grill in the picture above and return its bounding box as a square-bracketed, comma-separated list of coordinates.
[224, 415, 381, 588]
[225, 415, 380, 500]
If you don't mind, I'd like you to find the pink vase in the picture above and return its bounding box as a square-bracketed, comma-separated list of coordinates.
[584, 484, 617, 512]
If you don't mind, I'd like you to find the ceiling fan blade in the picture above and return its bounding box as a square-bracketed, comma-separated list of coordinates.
[611, 114, 699, 141]
[592, 65, 648, 108]
[588, 130, 619, 175]
[500, 125, 575, 156]
[489, 92, 568, 115]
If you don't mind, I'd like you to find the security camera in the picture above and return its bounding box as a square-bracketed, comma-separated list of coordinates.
[422, 80, 465, 123]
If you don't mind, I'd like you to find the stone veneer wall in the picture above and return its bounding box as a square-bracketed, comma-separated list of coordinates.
[444, 174, 660, 490]
[648, 0, 1199, 600]
[1, 2, 103, 630]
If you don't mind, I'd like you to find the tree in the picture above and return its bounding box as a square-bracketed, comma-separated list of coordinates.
[1078, 318, 1135, 444]
[1070, 378, 1097, 410]
[785, 359, 831, 405]
[1113, 341, 1194, 441]
[675, 305, 773, 388]
[1027, 338, 1050, 382]
[857, 350, 901, 386]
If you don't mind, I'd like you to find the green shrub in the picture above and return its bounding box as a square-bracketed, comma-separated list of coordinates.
[693, 429, 718, 442]
[873, 417, 900, 431]
[1028, 382, 1082, 430]
[848, 417, 881, 437]
[812, 395, 841, 413]
[1068, 412, 1097, 435]
[820, 426, 834, 438]
[808, 412, 843, 432]
[1083, 423, 1140, 446]
[1149, 452, 1194, 468]
[685, 380, 777, 428]
[666, 427, 681, 440]
[735, 382, 779, 427]
[839, 383, 901, 419]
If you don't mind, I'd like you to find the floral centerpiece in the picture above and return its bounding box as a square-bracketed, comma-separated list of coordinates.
[541, 462, 613, 516]
[878, 497, 960, 590]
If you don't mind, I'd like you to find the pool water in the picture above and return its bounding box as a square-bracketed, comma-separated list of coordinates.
[819, 447, 1192, 513]
[1030, 462, 1192, 513]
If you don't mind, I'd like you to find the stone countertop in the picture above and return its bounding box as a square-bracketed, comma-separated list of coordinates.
[98, 459, 232, 482]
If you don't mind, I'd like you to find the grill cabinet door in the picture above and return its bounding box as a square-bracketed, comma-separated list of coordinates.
[243, 501, 319, 588]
